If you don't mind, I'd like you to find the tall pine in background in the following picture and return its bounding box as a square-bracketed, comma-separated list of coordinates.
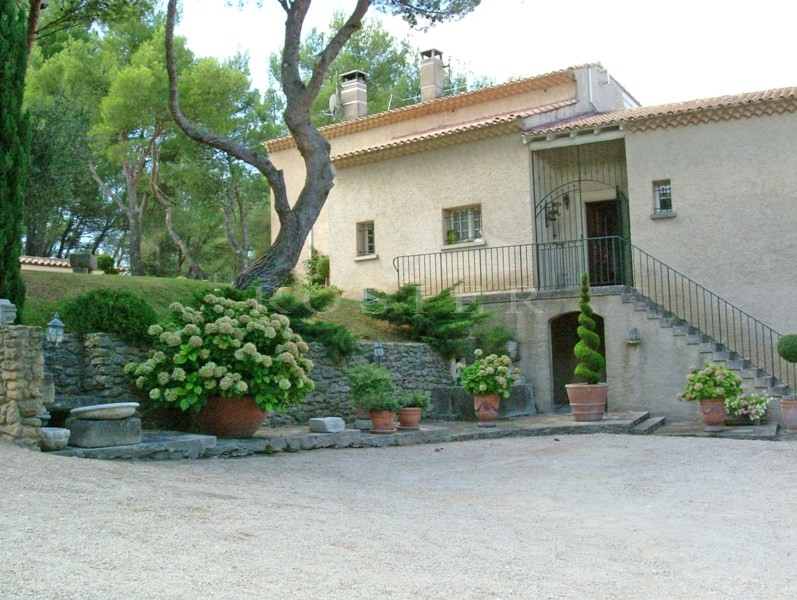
[0, 0, 29, 320]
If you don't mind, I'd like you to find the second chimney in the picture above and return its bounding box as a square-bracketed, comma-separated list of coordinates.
[420, 49, 445, 101]
[340, 70, 368, 121]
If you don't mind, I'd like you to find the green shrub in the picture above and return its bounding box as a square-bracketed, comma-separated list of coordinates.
[400, 390, 431, 409]
[95, 254, 119, 274]
[360, 395, 401, 413]
[345, 362, 394, 408]
[778, 334, 797, 363]
[474, 325, 514, 357]
[573, 273, 605, 384]
[59, 289, 157, 344]
[362, 284, 489, 358]
[305, 248, 330, 287]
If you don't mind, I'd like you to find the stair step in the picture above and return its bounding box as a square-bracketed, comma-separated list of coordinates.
[770, 384, 789, 397]
[634, 301, 650, 311]
[672, 325, 690, 336]
[754, 376, 774, 389]
[699, 342, 718, 353]
[686, 334, 702, 345]
[740, 368, 760, 379]
[621, 293, 638, 304]
[647, 310, 664, 320]
[713, 351, 731, 362]
[660, 317, 676, 328]
[726, 359, 747, 370]
[631, 416, 666, 435]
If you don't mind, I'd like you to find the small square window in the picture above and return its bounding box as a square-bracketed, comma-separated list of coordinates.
[356, 221, 375, 256]
[443, 205, 482, 244]
[653, 180, 673, 214]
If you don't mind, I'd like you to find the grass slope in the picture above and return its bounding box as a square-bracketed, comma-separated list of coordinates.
[21, 271, 403, 342]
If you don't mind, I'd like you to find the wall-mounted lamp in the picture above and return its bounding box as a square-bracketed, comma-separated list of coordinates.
[626, 327, 641, 345]
[46, 313, 65, 346]
[545, 200, 561, 225]
[562, 192, 570, 209]
[371, 341, 385, 363]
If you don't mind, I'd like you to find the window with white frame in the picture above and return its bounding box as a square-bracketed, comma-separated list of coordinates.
[444, 205, 482, 244]
[653, 180, 673, 214]
[356, 221, 375, 256]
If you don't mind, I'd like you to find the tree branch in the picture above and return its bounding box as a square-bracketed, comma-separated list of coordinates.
[88, 162, 130, 216]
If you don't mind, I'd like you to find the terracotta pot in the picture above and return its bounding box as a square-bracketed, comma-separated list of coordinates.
[190, 396, 267, 438]
[369, 410, 397, 433]
[698, 398, 725, 428]
[473, 394, 500, 428]
[397, 407, 422, 430]
[781, 398, 797, 432]
[565, 383, 607, 422]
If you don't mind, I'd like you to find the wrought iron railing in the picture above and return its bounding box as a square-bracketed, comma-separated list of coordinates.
[393, 236, 794, 392]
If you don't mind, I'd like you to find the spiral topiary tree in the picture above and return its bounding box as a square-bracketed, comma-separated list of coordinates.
[574, 273, 605, 384]
[778, 334, 797, 364]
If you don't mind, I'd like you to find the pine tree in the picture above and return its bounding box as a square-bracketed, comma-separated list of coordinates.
[0, 1, 29, 320]
[574, 273, 605, 384]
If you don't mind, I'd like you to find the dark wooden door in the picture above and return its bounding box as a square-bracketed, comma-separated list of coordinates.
[585, 200, 622, 286]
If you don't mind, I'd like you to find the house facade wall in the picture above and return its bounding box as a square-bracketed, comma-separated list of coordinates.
[625, 112, 797, 334]
[329, 133, 532, 296]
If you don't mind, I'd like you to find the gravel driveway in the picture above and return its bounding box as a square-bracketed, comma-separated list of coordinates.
[2, 434, 796, 599]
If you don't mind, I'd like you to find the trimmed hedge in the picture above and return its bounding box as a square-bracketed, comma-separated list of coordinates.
[59, 289, 157, 344]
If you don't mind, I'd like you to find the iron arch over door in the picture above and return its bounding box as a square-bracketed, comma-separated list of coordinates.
[550, 311, 606, 409]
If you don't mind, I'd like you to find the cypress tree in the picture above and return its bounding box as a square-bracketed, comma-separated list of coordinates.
[574, 273, 605, 384]
[0, 1, 29, 321]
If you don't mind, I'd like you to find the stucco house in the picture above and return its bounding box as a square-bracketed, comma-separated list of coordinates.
[266, 55, 797, 421]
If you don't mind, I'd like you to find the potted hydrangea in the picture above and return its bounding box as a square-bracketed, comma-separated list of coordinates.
[126, 294, 314, 438]
[678, 363, 743, 429]
[459, 349, 518, 427]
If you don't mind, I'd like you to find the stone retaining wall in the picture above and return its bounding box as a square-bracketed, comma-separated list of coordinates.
[0, 325, 45, 447]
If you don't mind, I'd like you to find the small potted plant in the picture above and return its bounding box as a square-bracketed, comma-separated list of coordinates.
[447, 229, 458, 245]
[345, 362, 394, 430]
[126, 294, 315, 438]
[398, 390, 430, 430]
[360, 394, 401, 433]
[459, 349, 518, 427]
[565, 274, 607, 421]
[777, 334, 797, 432]
[678, 362, 743, 429]
[724, 391, 773, 426]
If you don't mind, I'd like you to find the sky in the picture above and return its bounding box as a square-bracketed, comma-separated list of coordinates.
[176, 0, 796, 107]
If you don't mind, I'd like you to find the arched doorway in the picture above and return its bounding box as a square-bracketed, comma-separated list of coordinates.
[550, 311, 606, 410]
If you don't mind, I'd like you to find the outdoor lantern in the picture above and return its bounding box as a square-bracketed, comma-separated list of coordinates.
[626, 327, 641, 345]
[46, 313, 65, 345]
[372, 341, 385, 363]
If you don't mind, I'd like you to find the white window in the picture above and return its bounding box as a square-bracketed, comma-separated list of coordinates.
[356, 221, 375, 256]
[653, 180, 673, 214]
[444, 205, 482, 244]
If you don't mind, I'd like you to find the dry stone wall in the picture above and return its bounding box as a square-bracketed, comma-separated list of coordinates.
[0, 326, 46, 447]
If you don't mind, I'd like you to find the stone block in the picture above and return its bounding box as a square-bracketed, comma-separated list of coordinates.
[308, 417, 345, 433]
[65, 416, 142, 448]
[40, 427, 70, 451]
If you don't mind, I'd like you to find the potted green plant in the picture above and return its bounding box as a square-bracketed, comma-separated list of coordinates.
[126, 294, 315, 438]
[678, 362, 743, 429]
[724, 391, 773, 425]
[777, 334, 797, 431]
[398, 390, 431, 430]
[447, 229, 458, 245]
[565, 274, 607, 421]
[345, 362, 394, 430]
[360, 394, 402, 433]
[459, 349, 518, 427]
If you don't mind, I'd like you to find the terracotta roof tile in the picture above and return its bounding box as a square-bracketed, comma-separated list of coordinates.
[19, 256, 70, 268]
[526, 87, 797, 136]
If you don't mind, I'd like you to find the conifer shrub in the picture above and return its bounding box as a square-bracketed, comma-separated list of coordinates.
[59, 289, 157, 344]
[573, 273, 605, 384]
[778, 334, 797, 364]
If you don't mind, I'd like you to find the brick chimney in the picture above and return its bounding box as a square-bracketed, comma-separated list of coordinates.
[420, 49, 445, 101]
[340, 70, 368, 121]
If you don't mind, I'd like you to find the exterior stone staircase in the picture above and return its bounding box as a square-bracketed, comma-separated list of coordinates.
[621, 287, 794, 404]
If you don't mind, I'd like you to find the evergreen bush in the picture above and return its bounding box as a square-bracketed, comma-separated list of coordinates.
[777, 334, 797, 364]
[96, 254, 120, 274]
[573, 274, 605, 384]
[59, 289, 157, 344]
[345, 362, 394, 408]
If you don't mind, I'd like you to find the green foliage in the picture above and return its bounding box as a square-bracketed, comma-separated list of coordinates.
[290, 320, 358, 363]
[474, 325, 514, 357]
[459, 349, 517, 398]
[777, 334, 797, 363]
[360, 394, 401, 413]
[345, 362, 394, 407]
[573, 274, 605, 384]
[679, 363, 743, 402]
[373, 0, 481, 27]
[363, 284, 489, 359]
[0, 1, 29, 320]
[305, 248, 330, 287]
[59, 289, 157, 344]
[127, 294, 314, 412]
[95, 254, 119, 274]
[400, 390, 431, 410]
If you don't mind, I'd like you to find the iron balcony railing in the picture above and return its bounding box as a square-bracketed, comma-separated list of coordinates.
[393, 236, 795, 392]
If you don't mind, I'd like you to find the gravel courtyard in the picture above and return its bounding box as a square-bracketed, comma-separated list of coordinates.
[2, 434, 796, 599]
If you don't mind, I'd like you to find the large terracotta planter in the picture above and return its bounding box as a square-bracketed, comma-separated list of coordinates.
[397, 407, 422, 430]
[190, 396, 267, 438]
[369, 410, 397, 433]
[781, 399, 797, 432]
[565, 383, 607, 422]
[698, 398, 725, 428]
[473, 394, 500, 428]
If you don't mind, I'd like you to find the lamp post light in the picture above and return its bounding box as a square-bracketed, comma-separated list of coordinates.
[46, 313, 65, 346]
[372, 341, 385, 364]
